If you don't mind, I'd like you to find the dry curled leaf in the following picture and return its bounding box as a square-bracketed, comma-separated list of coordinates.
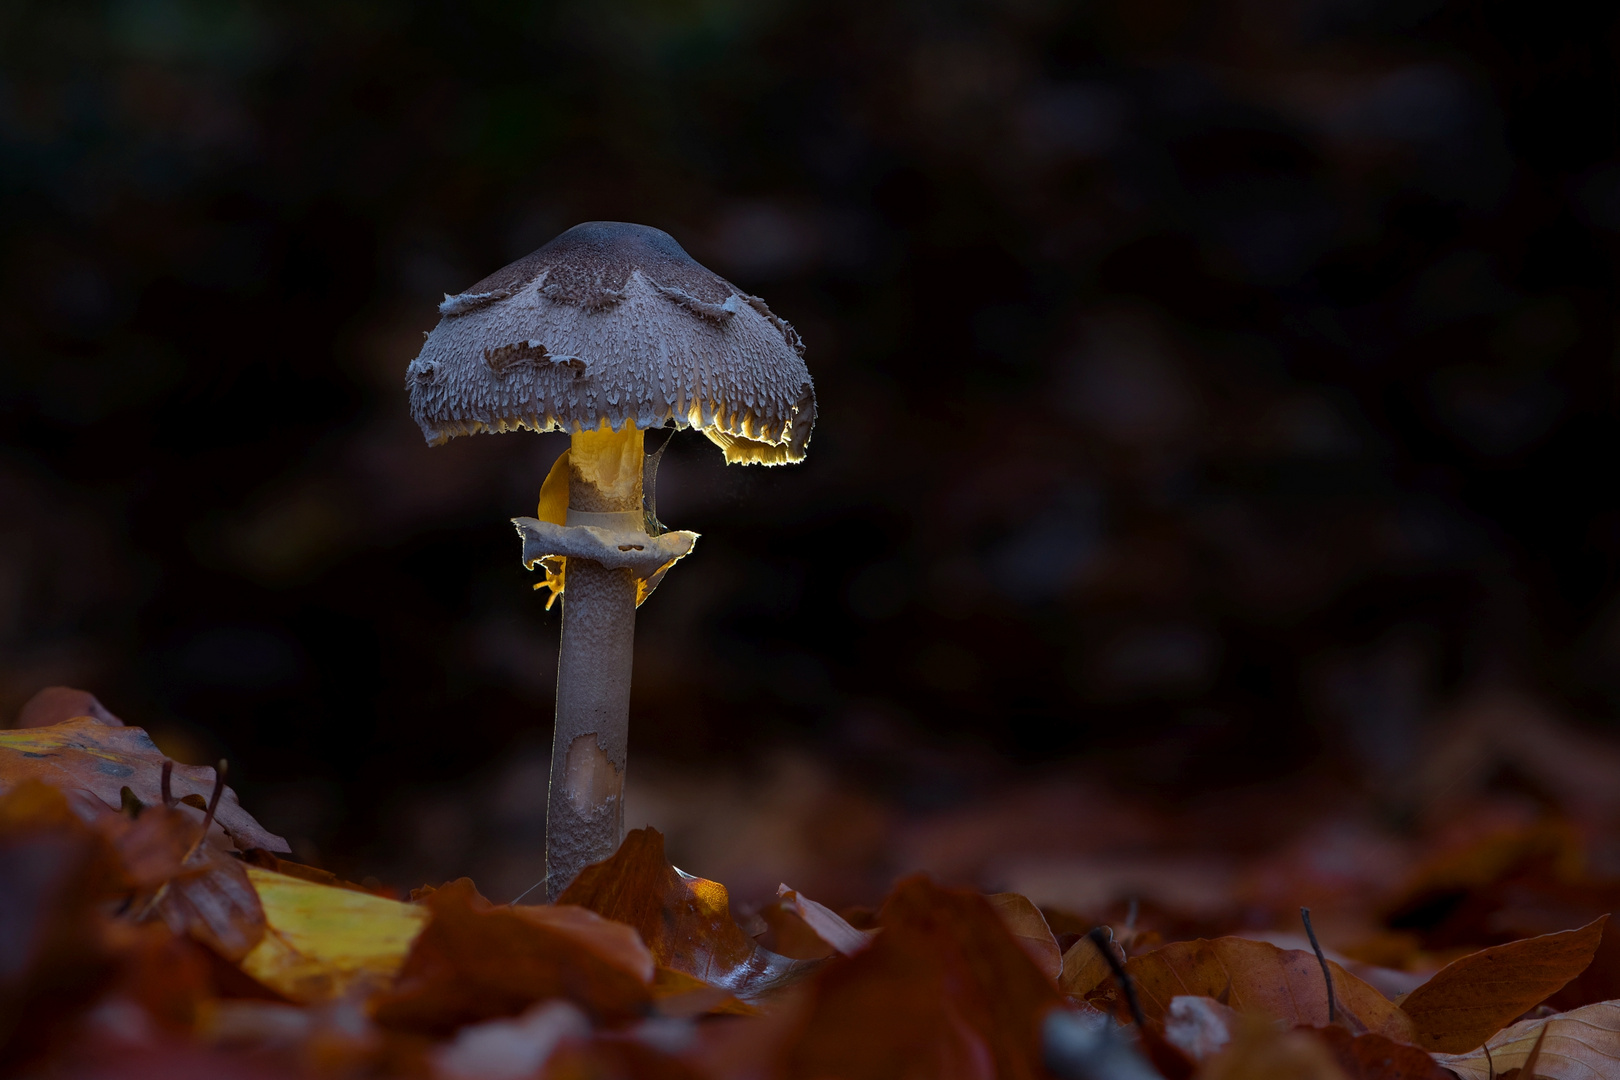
[1434, 999, 1620, 1080]
[1399, 916, 1607, 1053]
[558, 827, 817, 1001]
[777, 875, 1064, 1080]
[774, 884, 875, 958]
[1102, 937, 1416, 1042]
[1061, 928, 1124, 998]
[986, 892, 1062, 982]
[0, 719, 288, 853]
[374, 877, 653, 1034]
[146, 842, 267, 962]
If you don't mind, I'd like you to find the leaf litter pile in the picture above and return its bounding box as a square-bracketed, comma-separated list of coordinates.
[12, 691, 1620, 1078]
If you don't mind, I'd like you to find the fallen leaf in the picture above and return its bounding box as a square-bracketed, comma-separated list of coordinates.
[237, 865, 431, 1002]
[1195, 1018, 1351, 1080]
[373, 877, 653, 1034]
[775, 884, 875, 958]
[778, 875, 1064, 1080]
[0, 719, 288, 853]
[558, 828, 817, 1001]
[101, 922, 215, 1035]
[1060, 928, 1124, 997]
[1304, 1024, 1454, 1079]
[147, 843, 267, 962]
[755, 895, 839, 960]
[0, 781, 123, 1067]
[987, 892, 1062, 982]
[542, 1034, 711, 1079]
[1518, 1023, 1550, 1079]
[1434, 999, 1620, 1080]
[1103, 937, 1416, 1042]
[242, 848, 389, 896]
[103, 803, 199, 888]
[13, 686, 125, 728]
[650, 966, 755, 1017]
[1399, 916, 1607, 1052]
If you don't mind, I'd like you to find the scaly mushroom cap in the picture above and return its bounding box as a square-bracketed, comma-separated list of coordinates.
[406, 221, 816, 464]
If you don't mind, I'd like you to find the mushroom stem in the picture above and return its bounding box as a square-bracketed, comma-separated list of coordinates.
[546, 422, 645, 899]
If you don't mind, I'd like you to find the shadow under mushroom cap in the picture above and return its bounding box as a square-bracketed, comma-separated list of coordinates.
[406, 222, 816, 465]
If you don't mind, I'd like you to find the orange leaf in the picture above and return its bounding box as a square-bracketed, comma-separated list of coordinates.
[775, 885, 875, 958]
[1111, 937, 1416, 1042]
[373, 877, 654, 1033]
[558, 828, 816, 1001]
[1399, 916, 1607, 1053]
[780, 875, 1063, 1080]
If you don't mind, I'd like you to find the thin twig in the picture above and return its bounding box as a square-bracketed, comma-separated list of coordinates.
[1088, 926, 1146, 1030]
[1300, 907, 1336, 1023]
[1483, 1043, 1495, 1080]
[160, 759, 174, 807]
[179, 760, 228, 865]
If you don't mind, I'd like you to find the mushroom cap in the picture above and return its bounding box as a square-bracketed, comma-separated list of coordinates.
[407, 221, 816, 464]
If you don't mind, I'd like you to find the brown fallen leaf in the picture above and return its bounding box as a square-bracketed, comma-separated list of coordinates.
[1304, 1024, 1455, 1079]
[1195, 1018, 1351, 1080]
[1099, 937, 1416, 1042]
[543, 1034, 711, 1080]
[0, 719, 288, 853]
[1399, 916, 1607, 1052]
[650, 965, 755, 1017]
[1549, 906, 1620, 1011]
[94, 771, 269, 963]
[146, 842, 268, 961]
[1434, 999, 1620, 1080]
[773, 884, 875, 958]
[13, 685, 125, 728]
[11, 759, 267, 965]
[0, 781, 124, 1067]
[373, 877, 654, 1034]
[755, 895, 839, 960]
[1061, 927, 1124, 997]
[987, 892, 1062, 982]
[777, 875, 1064, 1080]
[558, 828, 817, 1001]
[100, 921, 217, 1036]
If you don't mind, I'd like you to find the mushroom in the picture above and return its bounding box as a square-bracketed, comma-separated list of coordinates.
[407, 221, 816, 898]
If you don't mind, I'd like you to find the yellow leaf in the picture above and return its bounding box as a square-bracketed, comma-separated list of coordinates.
[240, 866, 430, 1002]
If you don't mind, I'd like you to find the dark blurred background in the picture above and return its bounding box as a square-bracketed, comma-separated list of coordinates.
[4, 0, 1620, 902]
